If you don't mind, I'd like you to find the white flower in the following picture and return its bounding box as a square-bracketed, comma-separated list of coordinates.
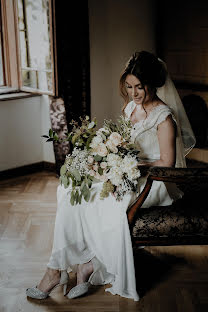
[89, 135, 103, 149]
[109, 132, 122, 146]
[66, 148, 90, 176]
[88, 121, 95, 129]
[96, 127, 109, 135]
[87, 155, 94, 164]
[106, 140, 118, 153]
[100, 161, 107, 169]
[127, 168, 141, 180]
[106, 153, 121, 167]
[94, 143, 108, 157]
[107, 167, 123, 186]
[122, 155, 138, 173]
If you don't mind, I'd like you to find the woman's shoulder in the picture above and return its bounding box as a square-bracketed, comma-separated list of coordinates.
[151, 102, 176, 128]
[152, 96, 174, 113]
[153, 102, 172, 114]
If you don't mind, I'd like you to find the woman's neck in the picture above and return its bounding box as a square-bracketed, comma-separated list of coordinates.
[136, 94, 159, 112]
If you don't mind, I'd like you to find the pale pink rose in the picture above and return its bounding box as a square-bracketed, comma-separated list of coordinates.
[92, 163, 98, 171]
[95, 143, 108, 157]
[100, 161, 107, 169]
[106, 140, 118, 153]
[87, 155, 94, 164]
[89, 169, 96, 177]
[109, 132, 122, 146]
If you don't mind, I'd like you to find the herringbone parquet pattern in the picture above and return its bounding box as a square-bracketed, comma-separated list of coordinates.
[0, 171, 208, 312]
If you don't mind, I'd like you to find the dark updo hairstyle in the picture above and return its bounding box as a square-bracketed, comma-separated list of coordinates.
[119, 51, 167, 112]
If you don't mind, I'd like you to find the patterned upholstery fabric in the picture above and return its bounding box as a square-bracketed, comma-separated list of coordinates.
[132, 187, 208, 244]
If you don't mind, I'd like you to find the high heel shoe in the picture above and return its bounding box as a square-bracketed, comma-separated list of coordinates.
[67, 257, 101, 299]
[26, 270, 69, 299]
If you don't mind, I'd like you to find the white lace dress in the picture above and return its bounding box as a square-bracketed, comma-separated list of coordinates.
[47, 101, 183, 301]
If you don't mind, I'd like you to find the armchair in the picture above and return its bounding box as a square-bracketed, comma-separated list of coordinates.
[127, 167, 208, 246]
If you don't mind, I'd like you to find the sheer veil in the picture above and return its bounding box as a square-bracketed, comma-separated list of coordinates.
[156, 59, 196, 167]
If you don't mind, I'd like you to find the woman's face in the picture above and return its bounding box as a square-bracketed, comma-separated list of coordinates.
[125, 74, 151, 105]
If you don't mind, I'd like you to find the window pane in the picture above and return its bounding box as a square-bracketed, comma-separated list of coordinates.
[21, 68, 53, 92]
[17, 0, 53, 93]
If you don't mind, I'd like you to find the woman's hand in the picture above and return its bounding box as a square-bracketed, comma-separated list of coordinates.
[138, 162, 149, 166]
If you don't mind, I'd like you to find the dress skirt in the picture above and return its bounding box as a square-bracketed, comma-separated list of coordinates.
[47, 178, 182, 301]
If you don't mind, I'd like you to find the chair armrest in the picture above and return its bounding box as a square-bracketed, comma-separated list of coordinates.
[147, 166, 208, 183]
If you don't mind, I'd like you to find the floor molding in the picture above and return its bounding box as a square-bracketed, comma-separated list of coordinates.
[0, 162, 57, 180]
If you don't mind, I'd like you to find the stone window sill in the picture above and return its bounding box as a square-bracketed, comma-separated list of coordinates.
[0, 89, 42, 101]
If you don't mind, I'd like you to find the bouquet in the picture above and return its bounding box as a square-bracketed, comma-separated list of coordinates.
[43, 115, 141, 205]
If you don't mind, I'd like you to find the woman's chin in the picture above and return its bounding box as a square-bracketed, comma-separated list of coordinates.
[133, 99, 143, 105]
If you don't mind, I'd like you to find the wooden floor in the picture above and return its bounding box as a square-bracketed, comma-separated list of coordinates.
[0, 171, 208, 312]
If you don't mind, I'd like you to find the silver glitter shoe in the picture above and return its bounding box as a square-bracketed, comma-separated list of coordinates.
[26, 270, 69, 299]
[67, 257, 101, 299]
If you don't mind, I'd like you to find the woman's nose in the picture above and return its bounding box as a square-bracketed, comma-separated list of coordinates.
[132, 87, 138, 97]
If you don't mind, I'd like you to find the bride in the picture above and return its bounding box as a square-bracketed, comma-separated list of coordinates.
[26, 51, 195, 301]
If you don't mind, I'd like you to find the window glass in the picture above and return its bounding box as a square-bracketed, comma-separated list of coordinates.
[17, 0, 53, 93]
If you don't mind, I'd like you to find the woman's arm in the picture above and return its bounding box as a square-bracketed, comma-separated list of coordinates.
[139, 115, 176, 167]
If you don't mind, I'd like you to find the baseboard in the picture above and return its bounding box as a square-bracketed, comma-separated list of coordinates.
[0, 161, 56, 180]
[42, 161, 57, 172]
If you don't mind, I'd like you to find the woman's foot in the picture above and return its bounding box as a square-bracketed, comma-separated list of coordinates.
[38, 268, 60, 293]
[76, 261, 93, 285]
[26, 269, 69, 299]
[67, 258, 101, 299]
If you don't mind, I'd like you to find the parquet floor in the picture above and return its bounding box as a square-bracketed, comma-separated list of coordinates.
[0, 171, 208, 312]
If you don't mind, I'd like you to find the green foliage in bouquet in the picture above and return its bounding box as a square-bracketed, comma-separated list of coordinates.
[59, 158, 93, 205]
[42, 116, 98, 205]
[42, 116, 97, 149]
[42, 115, 141, 205]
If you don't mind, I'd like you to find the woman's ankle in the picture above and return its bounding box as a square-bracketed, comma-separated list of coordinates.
[46, 268, 60, 278]
[38, 268, 60, 292]
[77, 261, 93, 284]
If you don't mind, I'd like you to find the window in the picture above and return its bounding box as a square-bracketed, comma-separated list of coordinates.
[0, 0, 56, 95]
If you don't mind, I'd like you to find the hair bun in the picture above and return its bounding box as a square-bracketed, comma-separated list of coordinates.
[127, 51, 167, 88]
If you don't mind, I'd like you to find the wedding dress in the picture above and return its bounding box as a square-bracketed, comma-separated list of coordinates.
[47, 100, 184, 302]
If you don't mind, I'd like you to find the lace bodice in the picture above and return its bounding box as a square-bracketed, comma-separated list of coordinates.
[125, 101, 175, 161]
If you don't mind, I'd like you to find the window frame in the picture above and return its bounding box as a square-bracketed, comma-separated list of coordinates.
[0, 0, 57, 96]
[0, 2, 6, 86]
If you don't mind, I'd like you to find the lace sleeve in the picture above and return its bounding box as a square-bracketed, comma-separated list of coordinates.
[155, 108, 177, 130]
